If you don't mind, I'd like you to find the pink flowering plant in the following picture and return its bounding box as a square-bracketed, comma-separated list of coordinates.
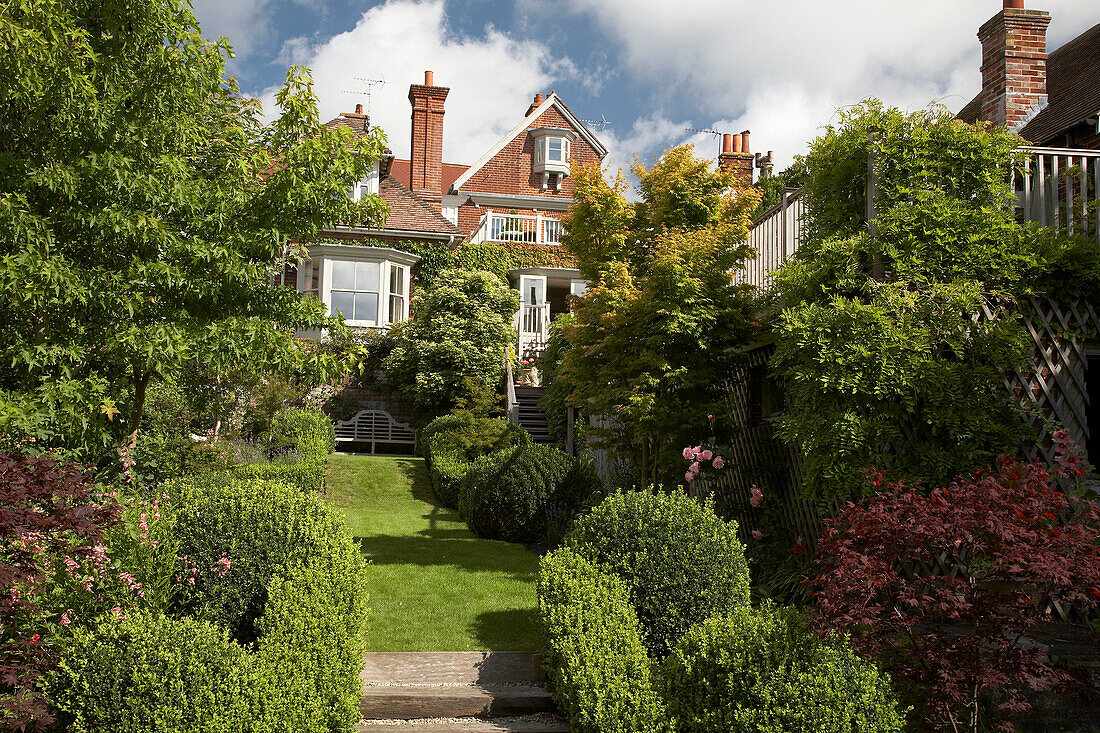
[680, 444, 727, 484]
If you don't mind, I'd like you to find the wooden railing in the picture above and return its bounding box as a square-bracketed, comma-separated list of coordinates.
[741, 188, 803, 291]
[469, 212, 563, 245]
[1015, 146, 1100, 242]
[741, 146, 1100, 292]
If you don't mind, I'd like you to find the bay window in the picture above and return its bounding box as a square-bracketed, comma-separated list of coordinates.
[296, 244, 418, 332]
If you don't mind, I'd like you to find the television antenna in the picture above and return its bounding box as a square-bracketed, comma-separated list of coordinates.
[685, 127, 722, 137]
[578, 114, 612, 130]
[340, 76, 386, 115]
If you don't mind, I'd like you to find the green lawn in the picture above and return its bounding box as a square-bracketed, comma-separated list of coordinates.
[323, 454, 541, 651]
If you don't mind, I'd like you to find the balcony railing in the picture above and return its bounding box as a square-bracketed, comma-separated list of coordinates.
[742, 146, 1100, 292]
[470, 212, 563, 245]
[516, 303, 550, 360]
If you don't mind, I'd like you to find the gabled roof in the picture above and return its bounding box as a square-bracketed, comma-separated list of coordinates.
[957, 21, 1100, 143]
[378, 176, 462, 236]
[449, 92, 609, 193]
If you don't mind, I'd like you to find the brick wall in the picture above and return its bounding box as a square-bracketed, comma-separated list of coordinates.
[978, 7, 1051, 130]
[409, 77, 449, 206]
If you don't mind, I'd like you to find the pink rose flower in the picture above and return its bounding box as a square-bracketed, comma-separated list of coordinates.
[700, 449, 713, 461]
[682, 446, 693, 460]
[684, 471, 695, 483]
[750, 487, 763, 508]
[751, 530, 763, 540]
[689, 461, 700, 474]
[712, 456, 725, 469]
[60, 609, 72, 627]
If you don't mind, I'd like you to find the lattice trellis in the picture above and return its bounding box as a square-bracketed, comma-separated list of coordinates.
[1005, 297, 1099, 464]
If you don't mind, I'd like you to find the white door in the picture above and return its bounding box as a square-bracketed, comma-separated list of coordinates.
[519, 275, 548, 343]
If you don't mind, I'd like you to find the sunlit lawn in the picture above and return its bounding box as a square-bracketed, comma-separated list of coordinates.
[324, 454, 540, 651]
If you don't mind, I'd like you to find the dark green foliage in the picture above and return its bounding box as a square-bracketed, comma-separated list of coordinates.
[539, 314, 574, 447]
[770, 101, 1100, 505]
[422, 413, 529, 507]
[54, 613, 258, 733]
[170, 476, 363, 645]
[537, 549, 669, 733]
[383, 269, 519, 417]
[661, 608, 906, 733]
[564, 491, 750, 657]
[749, 160, 807, 220]
[460, 443, 601, 544]
[255, 544, 370, 731]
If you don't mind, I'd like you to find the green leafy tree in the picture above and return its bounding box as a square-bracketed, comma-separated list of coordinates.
[772, 101, 1096, 505]
[556, 148, 759, 485]
[0, 0, 386, 462]
[382, 269, 519, 418]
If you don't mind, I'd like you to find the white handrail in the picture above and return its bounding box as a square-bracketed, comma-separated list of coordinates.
[469, 212, 563, 245]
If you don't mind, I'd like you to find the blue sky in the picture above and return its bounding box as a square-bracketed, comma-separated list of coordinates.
[193, 0, 1097, 175]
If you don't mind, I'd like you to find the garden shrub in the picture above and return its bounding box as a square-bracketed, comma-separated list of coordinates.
[811, 445, 1100, 732]
[564, 491, 749, 657]
[270, 407, 335, 459]
[460, 442, 599, 544]
[422, 413, 528, 507]
[537, 548, 668, 733]
[53, 612, 258, 733]
[256, 550, 370, 732]
[232, 457, 326, 494]
[660, 608, 906, 733]
[169, 475, 365, 645]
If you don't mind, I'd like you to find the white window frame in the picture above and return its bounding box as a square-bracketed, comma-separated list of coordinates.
[298, 245, 416, 330]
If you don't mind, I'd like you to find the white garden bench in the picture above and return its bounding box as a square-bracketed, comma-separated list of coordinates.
[333, 409, 416, 454]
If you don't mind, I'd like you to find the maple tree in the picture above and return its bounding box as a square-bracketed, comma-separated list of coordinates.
[810, 438, 1100, 732]
[0, 454, 122, 730]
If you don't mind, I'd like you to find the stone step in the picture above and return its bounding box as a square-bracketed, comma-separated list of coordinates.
[361, 652, 546, 687]
[360, 685, 555, 720]
[357, 716, 569, 732]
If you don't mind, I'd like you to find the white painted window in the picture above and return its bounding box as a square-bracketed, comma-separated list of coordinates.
[387, 264, 407, 324]
[330, 260, 380, 324]
[570, 279, 588, 297]
[442, 205, 459, 225]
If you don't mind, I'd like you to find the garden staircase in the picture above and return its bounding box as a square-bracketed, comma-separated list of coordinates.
[358, 652, 568, 732]
[513, 386, 553, 446]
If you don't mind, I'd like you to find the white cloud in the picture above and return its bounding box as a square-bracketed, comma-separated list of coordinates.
[192, 0, 275, 59]
[565, 0, 1098, 169]
[259, 0, 562, 165]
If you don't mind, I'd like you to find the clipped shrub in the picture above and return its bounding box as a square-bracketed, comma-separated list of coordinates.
[53, 612, 258, 733]
[460, 442, 599, 544]
[271, 407, 335, 459]
[232, 457, 326, 494]
[564, 491, 749, 657]
[537, 548, 668, 733]
[256, 551, 370, 732]
[422, 413, 528, 507]
[661, 608, 906, 733]
[169, 475, 362, 644]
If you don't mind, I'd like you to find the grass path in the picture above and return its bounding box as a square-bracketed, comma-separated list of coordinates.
[324, 454, 541, 652]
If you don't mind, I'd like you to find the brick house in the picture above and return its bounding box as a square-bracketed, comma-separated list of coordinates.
[957, 0, 1100, 149]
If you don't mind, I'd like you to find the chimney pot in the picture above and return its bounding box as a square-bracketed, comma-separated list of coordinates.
[534, 93, 544, 106]
[424, 70, 434, 86]
[1004, 0, 1024, 8]
[731, 133, 742, 153]
[722, 133, 733, 154]
[355, 103, 363, 115]
[740, 130, 751, 154]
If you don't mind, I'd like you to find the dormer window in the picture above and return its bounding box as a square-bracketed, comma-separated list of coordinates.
[529, 127, 576, 189]
[348, 165, 380, 201]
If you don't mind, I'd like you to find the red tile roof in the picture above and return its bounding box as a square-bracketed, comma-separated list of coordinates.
[387, 158, 470, 195]
[958, 21, 1100, 144]
[378, 176, 462, 236]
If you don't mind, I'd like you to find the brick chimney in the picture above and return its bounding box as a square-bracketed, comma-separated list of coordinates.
[339, 104, 370, 133]
[718, 131, 754, 186]
[977, 0, 1050, 131]
[408, 70, 449, 203]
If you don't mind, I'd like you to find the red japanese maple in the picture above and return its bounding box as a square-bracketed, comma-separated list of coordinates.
[810, 445, 1100, 732]
[0, 454, 121, 731]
